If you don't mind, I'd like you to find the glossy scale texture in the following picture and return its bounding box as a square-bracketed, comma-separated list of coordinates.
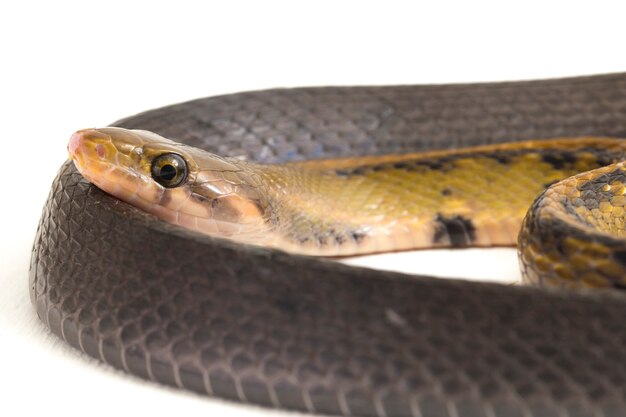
[31, 74, 626, 417]
[520, 162, 626, 288]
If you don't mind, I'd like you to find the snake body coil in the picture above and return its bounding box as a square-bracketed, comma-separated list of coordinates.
[31, 74, 626, 417]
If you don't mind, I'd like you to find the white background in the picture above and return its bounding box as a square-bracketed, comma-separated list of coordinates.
[1, 1, 625, 416]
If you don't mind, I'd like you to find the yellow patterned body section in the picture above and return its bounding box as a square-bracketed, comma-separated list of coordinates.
[519, 162, 626, 289]
[250, 138, 626, 257]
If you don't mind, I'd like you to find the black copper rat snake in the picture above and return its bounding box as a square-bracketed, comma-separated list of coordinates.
[30, 73, 626, 417]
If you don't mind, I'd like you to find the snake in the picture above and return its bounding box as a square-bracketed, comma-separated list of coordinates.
[30, 73, 626, 417]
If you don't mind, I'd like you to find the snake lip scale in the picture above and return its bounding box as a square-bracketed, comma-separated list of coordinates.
[31, 73, 626, 417]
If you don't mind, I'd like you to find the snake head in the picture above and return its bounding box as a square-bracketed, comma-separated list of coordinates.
[68, 127, 268, 239]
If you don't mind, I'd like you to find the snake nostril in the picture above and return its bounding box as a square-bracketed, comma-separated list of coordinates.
[95, 143, 106, 159]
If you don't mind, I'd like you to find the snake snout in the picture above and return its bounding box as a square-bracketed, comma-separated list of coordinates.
[68, 128, 116, 165]
[68, 131, 84, 158]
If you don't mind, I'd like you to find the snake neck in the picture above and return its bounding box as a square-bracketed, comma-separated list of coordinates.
[246, 137, 626, 256]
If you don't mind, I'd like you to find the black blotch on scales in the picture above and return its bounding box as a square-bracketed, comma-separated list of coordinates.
[433, 214, 477, 246]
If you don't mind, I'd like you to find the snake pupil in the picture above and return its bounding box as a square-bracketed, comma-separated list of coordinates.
[150, 153, 188, 188]
[160, 164, 176, 180]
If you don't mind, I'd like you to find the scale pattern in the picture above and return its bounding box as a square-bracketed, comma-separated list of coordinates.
[520, 162, 626, 288]
[31, 73, 626, 417]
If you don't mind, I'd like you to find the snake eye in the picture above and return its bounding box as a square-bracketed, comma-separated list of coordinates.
[151, 153, 188, 188]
